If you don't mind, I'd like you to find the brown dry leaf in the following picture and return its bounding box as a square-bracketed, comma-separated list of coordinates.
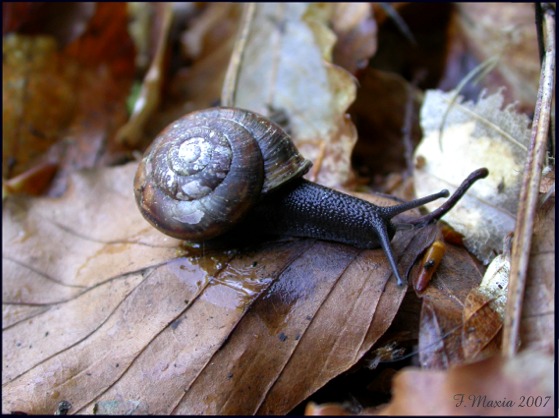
[414, 88, 532, 264]
[454, 3, 540, 111]
[519, 180, 555, 354]
[462, 292, 503, 360]
[232, 3, 359, 187]
[169, 4, 241, 114]
[3, 162, 442, 415]
[116, 3, 173, 147]
[349, 68, 422, 177]
[415, 244, 483, 369]
[305, 401, 352, 416]
[2, 3, 96, 47]
[2, 3, 135, 196]
[146, 3, 370, 186]
[371, 350, 554, 415]
[3, 35, 78, 179]
[462, 248, 509, 360]
[330, 3, 377, 74]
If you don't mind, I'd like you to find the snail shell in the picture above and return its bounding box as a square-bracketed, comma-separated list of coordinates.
[134, 107, 312, 241]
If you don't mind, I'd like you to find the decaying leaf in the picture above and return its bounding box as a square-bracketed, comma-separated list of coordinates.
[371, 350, 554, 415]
[415, 243, 483, 369]
[329, 3, 377, 74]
[3, 163, 440, 414]
[2, 3, 135, 196]
[519, 182, 555, 354]
[116, 3, 173, 147]
[231, 3, 359, 187]
[3, 35, 78, 180]
[414, 88, 532, 264]
[454, 3, 540, 111]
[462, 242, 509, 360]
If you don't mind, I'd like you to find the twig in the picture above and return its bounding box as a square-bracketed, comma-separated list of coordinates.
[402, 70, 425, 177]
[437, 56, 499, 150]
[221, 3, 256, 107]
[502, 5, 555, 357]
[379, 3, 416, 45]
[116, 3, 173, 146]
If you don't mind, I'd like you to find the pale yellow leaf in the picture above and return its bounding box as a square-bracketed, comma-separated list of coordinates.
[232, 3, 358, 187]
[414, 89, 531, 264]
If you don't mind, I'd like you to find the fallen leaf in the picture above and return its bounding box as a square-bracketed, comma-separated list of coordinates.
[519, 183, 555, 354]
[372, 350, 554, 415]
[3, 35, 79, 180]
[2, 3, 135, 196]
[349, 68, 422, 177]
[330, 3, 377, 74]
[232, 3, 359, 187]
[415, 243, 483, 369]
[462, 245, 509, 360]
[3, 163, 440, 414]
[455, 3, 540, 111]
[414, 88, 532, 264]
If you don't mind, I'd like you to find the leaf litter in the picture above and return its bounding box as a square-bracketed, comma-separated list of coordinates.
[3, 163, 435, 414]
[2, 3, 555, 415]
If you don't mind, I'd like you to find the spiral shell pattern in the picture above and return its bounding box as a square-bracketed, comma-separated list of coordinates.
[134, 107, 311, 241]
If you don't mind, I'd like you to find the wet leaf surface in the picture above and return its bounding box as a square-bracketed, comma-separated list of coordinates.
[3, 163, 436, 414]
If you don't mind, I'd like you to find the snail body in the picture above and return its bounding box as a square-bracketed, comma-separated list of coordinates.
[134, 107, 487, 286]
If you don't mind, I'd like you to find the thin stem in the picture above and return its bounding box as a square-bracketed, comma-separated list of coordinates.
[503, 5, 555, 358]
[221, 3, 256, 106]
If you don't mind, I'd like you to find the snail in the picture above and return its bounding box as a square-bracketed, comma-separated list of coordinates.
[134, 107, 488, 286]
